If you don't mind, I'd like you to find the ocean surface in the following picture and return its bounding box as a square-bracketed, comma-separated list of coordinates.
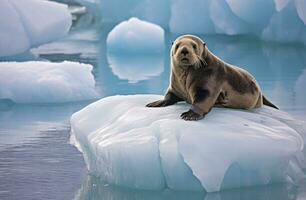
[0, 5, 306, 200]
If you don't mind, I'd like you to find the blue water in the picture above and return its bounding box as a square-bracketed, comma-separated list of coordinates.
[1, 6, 306, 200]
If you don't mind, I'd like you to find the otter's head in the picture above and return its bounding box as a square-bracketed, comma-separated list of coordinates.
[171, 35, 208, 70]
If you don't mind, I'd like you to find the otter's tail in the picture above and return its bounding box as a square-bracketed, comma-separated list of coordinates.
[263, 95, 278, 109]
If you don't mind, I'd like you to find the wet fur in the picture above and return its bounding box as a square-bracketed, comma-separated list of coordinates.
[147, 35, 278, 120]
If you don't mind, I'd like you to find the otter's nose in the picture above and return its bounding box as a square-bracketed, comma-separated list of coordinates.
[181, 47, 189, 56]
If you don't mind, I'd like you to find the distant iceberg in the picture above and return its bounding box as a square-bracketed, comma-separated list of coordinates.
[0, 61, 98, 103]
[79, 0, 306, 44]
[0, 0, 72, 57]
[70, 95, 306, 192]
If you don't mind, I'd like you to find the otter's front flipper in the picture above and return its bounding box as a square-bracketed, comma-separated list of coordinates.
[146, 100, 172, 107]
[187, 85, 221, 120]
[146, 91, 183, 107]
[180, 109, 204, 121]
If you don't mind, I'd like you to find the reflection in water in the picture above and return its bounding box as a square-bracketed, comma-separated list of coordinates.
[75, 175, 302, 200]
[260, 45, 306, 119]
[0, 101, 90, 149]
[74, 175, 205, 200]
[107, 53, 164, 83]
[0, 101, 88, 200]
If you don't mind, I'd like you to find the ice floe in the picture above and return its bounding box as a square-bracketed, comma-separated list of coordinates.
[0, 61, 98, 103]
[70, 95, 306, 192]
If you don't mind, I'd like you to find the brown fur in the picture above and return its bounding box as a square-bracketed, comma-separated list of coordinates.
[146, 35, 278, 120]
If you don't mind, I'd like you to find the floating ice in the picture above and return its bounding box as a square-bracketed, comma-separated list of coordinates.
[70, 95, 305, 192]
[107, 18, 165, 54]
[0, 0, 72, 57]
[0, 61, 98, 103]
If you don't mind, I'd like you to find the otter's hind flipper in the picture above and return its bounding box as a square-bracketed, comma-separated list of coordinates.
[263, 95, 278, 109]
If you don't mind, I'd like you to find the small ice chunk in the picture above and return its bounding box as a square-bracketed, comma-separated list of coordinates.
[70, 95, 305, 192]
[0, 61, 98, 103]
[106, 18, 165, 54]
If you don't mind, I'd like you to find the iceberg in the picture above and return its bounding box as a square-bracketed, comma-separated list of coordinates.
[0, 0, 72, 57]
[77, 0, 306, 44]
[262, 1, 306, 45]
[0, 61, 98, 103]
[70, 95, 306, 192]
[107, 18, 165, 54]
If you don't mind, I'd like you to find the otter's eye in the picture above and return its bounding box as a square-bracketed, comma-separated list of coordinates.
[175, 43, 180, 51]
[192, 44, 197, 50]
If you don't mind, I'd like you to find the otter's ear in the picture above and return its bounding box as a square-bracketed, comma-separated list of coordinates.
[203, 42, 206, 46]
[172, 41, 174, 46]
